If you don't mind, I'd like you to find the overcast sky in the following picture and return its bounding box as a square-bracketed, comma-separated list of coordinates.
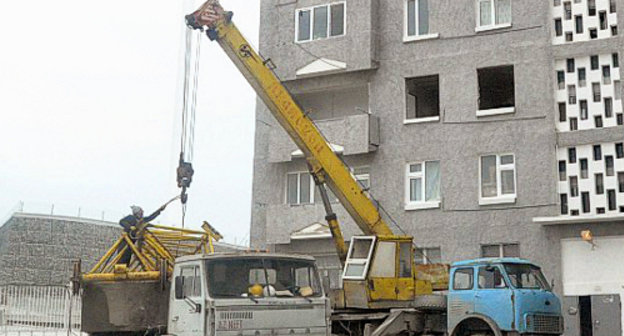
[0, 0, 260, 245]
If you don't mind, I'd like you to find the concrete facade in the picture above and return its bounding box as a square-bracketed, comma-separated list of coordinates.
[0, 213, 119, 286]
[250, 0, 624, 334]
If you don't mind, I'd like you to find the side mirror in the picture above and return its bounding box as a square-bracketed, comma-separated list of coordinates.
[175, 276, 184, 299]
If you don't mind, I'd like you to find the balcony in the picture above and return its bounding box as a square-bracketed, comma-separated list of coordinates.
[268, 114, 380, 163]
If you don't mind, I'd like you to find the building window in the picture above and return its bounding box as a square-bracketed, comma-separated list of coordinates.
[595, 115, 603, 128]
[594, 145, 602, 161]
[615, 81, 621, 100]
[555, 18, 563, 36]
[405, 75, 440, 122]
[596, 173, 604, 195]
[561, 194, 569, 214]
[617, 143, 624, 158]
[580, 158, 588, 179]
[569, 147, 577, 163]
[599, 11, 608, 30]
[580, 100, 588, 120]
[575, 15, 583, 34]
[406, 161, 441, 209]
[480, 154, 516, 204]
[578, 68, 586, 87]
[608, 189, 617, 211]
[606, 156, 615, 176]
[603, 66, 612, 85]
[405, 0, 431, 39]
[566, 32, 574, 41]
[557, 71, 566, 90]
[414, 247, 442, 265]
[618, 172, 624, 192]
[481, 243, 520, 258]
[605, 98, 613, 118]
[613, 53, 619, 68]
[590, 28, 598, 39]
[618, 114, 623, 125]
[559, 103, 567, 122]
[570, 176, 579, 197]
[588, 0, 596, 16]
[581, 192, 591, 213]
[591, 55, 599, 70]
[569, 85, 577, 105]
[564, 2, 572, 20]
[570, 117, 578, 131]
[567, 58, 575, 73]
[611, 25, 618, 36]
[477, 0, 512, 29]
[287, 172, 314, 205]
[559, 160, 567, 181]
[477, 66, 515, 114]
[610, 0, 617, 13]
[296, 2, 346, 42]
[593, 83, 601, 102]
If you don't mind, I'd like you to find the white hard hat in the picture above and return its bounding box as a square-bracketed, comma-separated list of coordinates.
[130, 206, 143, 216]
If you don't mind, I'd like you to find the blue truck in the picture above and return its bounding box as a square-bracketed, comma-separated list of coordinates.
[445, 258, 563, 336]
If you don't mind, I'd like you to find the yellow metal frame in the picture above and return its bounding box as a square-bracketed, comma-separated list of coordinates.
[82, 223, 220, 282]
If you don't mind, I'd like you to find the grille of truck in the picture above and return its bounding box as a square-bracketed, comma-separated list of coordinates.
[525, 314, 564, 334]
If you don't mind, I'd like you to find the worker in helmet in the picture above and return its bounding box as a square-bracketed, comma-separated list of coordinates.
[117, 203, 169, 265]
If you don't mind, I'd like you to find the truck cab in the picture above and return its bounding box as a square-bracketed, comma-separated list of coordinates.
[448, 258, 563, 336]
[167, 253, 331, 336]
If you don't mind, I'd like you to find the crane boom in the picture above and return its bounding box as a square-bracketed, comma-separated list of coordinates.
[186, 1, 395, 242]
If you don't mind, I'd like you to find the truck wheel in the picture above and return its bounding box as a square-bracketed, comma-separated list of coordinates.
[413, 294, 447, 311]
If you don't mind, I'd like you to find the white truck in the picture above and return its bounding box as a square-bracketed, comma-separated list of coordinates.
[166, 253, 331, 336]
[80, 252, 331, 336]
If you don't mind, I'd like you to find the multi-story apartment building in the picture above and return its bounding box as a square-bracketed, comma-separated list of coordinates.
[250, 1, 624, 335]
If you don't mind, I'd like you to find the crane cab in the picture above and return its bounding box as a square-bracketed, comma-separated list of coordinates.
[339, 236, 435, 309]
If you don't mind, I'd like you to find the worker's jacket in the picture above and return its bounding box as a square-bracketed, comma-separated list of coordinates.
[119, 209, 162, 234]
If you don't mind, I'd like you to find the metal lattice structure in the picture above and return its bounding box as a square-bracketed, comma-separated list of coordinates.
[80, 221, 221, 282]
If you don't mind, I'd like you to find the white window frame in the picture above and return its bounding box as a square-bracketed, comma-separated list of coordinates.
[342, 236, 376, 280]
[405, 161, 441, 211]
[295, 2, 347, 43]
[478, 154, 517, 205]
[404, 0, 439, 42]
[286, 171, 315, 205]
[414, 247, 442, 265]
[475, 0, 512, 32]
[481, 243, 520, 258]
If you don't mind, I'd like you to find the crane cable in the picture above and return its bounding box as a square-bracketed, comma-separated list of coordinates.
[178, 27, 202, 228]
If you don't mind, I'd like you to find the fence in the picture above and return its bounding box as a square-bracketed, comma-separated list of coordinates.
[0, 285, 83, 336]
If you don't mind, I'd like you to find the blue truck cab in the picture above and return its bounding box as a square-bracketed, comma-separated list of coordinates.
[447, 258, 563, 336]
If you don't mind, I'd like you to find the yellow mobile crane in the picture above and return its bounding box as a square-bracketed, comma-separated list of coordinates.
[186, 0, 447, 318]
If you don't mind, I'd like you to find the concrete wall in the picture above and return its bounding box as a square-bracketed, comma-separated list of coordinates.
[0, 213, 119, 285]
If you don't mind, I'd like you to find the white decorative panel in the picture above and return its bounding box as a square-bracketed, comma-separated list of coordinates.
[554, 53, 622, 132]
[557, 142, 624, 216]
[552, 0, 618, 45]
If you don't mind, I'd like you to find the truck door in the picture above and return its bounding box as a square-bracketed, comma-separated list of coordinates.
[448, 267, 475, 330]
[368, 241, 397, 301]
[473, 265, 514, 330]
[168, 263, 205, 336]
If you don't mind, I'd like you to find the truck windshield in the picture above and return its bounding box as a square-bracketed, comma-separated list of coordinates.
[205, 258, 322, 299]
[503, 263, 551, 290]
